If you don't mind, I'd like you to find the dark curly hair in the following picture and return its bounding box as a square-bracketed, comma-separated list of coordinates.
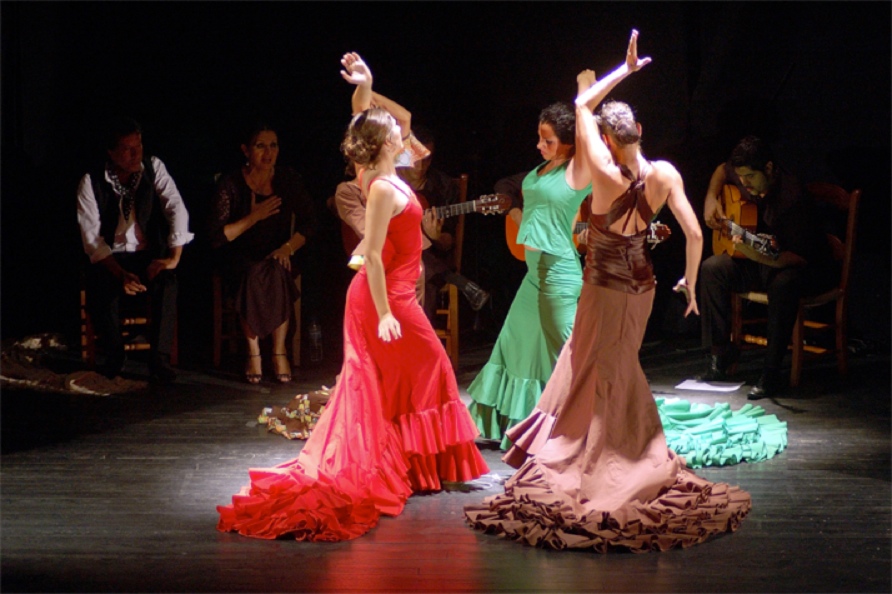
[539, 102, 576, 146]
[597, 101, 640, 146]
[340, 108, 394, 167]
[241, 121, 278, 148]
[730, 135, 774, 172]
[101, 116, 142, 151]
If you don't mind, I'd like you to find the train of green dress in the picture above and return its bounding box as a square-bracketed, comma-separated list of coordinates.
[655, 397, 788, 468]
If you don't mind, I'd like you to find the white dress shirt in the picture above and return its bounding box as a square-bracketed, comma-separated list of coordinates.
[76, 156, 194, 263]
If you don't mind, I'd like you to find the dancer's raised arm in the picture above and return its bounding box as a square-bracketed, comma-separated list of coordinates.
[341, 52, 413, 140]
[575, 30, 651, 187]
[340, 52, 373, 115]
[576, 29, 651, 111]
[370, 92, 412, 141]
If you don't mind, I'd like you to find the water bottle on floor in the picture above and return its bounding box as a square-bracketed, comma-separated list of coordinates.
[309, 319, 323, 363]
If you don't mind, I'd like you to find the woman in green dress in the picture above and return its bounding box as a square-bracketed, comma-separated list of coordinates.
[467, 97, 593, 449]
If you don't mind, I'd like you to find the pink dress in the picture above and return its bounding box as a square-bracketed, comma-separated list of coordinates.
[464, 164, 751, 552]
[218, 176, 488, 541]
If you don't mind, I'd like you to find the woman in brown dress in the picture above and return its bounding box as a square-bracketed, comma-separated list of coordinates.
[464, 30, 752, 553]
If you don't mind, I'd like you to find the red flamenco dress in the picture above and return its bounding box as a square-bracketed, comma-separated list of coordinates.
[217, 178, 488, 541]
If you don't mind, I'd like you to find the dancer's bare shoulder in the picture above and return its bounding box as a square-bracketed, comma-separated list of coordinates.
[645, 159, 686, 205]
[647, 159, 682, 183]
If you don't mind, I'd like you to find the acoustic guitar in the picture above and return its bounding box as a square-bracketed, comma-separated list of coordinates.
[712, 184, 779, 260]
[341, 192, 513, 260]
[712, 184, 758, 258]
[505, 217, 672, 262]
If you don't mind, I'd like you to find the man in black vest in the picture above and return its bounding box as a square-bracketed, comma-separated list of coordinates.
[76, 117, 194, 383]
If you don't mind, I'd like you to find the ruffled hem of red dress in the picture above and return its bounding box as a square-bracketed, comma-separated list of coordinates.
[394, 399, 489, 490]
[217, 427, 413, 542]
[463, 461, 751, 553]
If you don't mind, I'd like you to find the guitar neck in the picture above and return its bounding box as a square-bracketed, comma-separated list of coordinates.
[724, 219, 778, 256]
[724, 220, 760, 246]
[430, 200, 478, 219]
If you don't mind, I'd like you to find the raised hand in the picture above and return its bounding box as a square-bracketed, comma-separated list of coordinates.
[340, 52, 372, 86]
[626, 29, 652, 72]
[577, 69, 597, 95]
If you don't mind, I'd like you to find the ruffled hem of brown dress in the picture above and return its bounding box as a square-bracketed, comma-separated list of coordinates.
[464, 458, 751, 553]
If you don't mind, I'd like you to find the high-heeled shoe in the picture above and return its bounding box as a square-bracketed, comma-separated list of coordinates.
[245, 354, 262, 384]
[273, 353, 292, 383]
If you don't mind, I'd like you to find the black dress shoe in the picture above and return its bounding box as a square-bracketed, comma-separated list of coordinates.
[150, 365, 177, 386]
[98, 353, 125, 379]
[699, 355, 730, 382]
[697, 347, 739, 382]
[149, 354, 177, 385]
[747, 371, 782, 400]
[462, 282, 491, 312]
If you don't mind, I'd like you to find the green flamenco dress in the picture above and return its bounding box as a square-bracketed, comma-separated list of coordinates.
[467, 161, 590, 449]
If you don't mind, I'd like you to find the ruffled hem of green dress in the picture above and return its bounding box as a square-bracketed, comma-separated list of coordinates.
[467, 362, 546, 449]
[656, 397, 788, 468]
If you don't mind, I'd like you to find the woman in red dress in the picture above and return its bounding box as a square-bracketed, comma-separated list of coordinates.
[216, 54, 488, 542]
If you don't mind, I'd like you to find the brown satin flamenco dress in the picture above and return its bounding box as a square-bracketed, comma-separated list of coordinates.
[464, 163, 751, 552]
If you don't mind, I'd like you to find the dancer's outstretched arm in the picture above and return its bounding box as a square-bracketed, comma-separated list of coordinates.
[576, 29, 651, 112]
[340, 52, 374, 115]
[664, 166, 702, 317]
[575, 29, 651, 184]
[340, 52, 413, 137]
[370, 92, 412, 140]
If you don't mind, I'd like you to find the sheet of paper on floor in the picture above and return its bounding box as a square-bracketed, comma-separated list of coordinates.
[675, 378, 745, 392]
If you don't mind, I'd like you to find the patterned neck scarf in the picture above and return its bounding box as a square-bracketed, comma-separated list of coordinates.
[106, 162, 142, 220]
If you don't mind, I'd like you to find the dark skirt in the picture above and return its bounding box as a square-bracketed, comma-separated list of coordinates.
[234, 259, 299, 339]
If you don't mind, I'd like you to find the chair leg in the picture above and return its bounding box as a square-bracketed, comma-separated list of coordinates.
[170, 316, 179, 367]
[730, 293, 742, 374]
[212, 275, 223, 368]
[291, 275, 301, 368]
[80, 290, 96, 368]
[836, 296, 848, 376]
[790, 305, 805, 388]
[448, 284, 459, 369]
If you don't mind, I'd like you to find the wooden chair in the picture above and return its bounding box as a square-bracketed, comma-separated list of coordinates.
[731, 182, 861, 387]
[434, 174, 468, 370]
[80, 279, 178, 368]
[212, 272, 301, 368]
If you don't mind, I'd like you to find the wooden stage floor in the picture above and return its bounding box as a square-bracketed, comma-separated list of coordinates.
[2, 336, 890, 593]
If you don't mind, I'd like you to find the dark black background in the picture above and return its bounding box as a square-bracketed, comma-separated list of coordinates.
[2, 1, 889, 366]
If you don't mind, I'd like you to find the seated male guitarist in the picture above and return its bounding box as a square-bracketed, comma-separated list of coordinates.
[398, 126, 491, 320]
[699, 136, 835, 398]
